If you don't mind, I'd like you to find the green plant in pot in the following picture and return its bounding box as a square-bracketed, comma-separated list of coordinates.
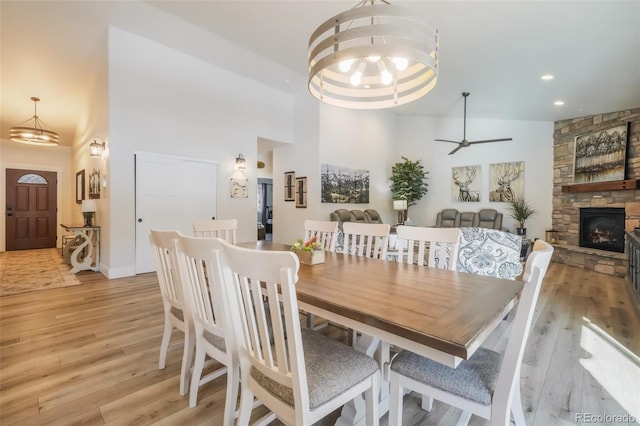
[507, 198, 536, 236]
[389, 157, 429, 224]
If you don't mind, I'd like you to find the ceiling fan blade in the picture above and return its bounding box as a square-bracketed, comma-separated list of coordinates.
[448, 145, 462, 155]
[435, 139, 461, 144]
[467, 138, 513, 144]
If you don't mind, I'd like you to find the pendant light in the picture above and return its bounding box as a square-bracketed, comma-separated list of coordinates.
[10, 97, 60, 146]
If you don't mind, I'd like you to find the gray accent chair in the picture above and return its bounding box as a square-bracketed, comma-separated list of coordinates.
[329, 209, 352, 232]
[458, 212, 476, 227]
[435, 209, 460, 227]
[349, 209, 368, 223]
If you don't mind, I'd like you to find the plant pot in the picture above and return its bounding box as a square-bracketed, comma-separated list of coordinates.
[295, 250, 325, 265]
[516, 227, 527, 237]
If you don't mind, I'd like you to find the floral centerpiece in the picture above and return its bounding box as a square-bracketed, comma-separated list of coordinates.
[290, 237, 325, 265]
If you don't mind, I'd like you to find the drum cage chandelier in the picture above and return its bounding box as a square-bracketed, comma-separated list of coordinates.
[10, 97, 60, 146]
[308, 0, 438, 109]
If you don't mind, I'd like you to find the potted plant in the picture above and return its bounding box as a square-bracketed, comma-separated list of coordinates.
[507, 198, 536, 236]
[389, 157, 429, 224]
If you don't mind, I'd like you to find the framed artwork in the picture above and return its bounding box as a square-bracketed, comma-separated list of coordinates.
[572, 123, 629, 184]
[320, 163, 370, 203]
[89, 168, 101, 199]
[75, 170, 85, 204]
[489, 161, 525, 202]
[451, 165, 481, 202]
[284, 171, 295, 201]
[295, 176, 307, 208]
[230, 177, 248, 198]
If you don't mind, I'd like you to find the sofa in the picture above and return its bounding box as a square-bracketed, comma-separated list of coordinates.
[330, 208, 384, 232]
[435, 208, 503, 230]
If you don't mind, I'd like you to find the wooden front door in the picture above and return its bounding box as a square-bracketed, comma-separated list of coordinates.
[5, 169, 57, 250]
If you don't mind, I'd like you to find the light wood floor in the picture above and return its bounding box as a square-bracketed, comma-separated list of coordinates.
[1, 262, 638, 425]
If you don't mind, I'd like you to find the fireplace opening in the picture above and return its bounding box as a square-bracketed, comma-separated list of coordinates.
[579, 207, 625, 253]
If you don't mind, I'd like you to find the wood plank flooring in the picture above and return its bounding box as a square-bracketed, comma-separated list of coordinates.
[1, 262, 638, 425]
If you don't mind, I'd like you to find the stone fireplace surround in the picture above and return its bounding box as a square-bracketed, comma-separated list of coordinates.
[552, 107, 640, 277]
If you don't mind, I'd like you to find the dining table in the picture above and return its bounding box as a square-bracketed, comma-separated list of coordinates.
[239, 240, 524, 425]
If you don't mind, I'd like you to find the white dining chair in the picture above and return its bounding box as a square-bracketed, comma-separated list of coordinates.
[216, 240, 381, 426]
[395, 225, 462, 270]
[173, 234, 239, 424]
[303, 219, 339, 329]
[341, 222, 391, 260]
[388, 240, 554, 426]
[303, 219, 339, 252]
[149, 230, 193, 397]
[192, 218, 237, 243]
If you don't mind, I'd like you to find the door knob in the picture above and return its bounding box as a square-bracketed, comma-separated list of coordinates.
[138, 218, 143, 223]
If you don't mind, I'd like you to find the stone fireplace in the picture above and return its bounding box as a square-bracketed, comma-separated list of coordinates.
[579, 207, 625, 253]
[552, 107, 640, 277]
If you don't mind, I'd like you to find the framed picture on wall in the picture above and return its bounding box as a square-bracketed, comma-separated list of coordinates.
[89, 168, 101, 199]
[572, 123, 629, 184]
[76, 170, 85, 204]
[230, 177, 248, 198]
[295, 176, 307, 208]
[284, 171, 295, 201]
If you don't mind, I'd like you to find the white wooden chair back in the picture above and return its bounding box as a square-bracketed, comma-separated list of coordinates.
[193, 219, 237, 243]
[396, 226, 461, 270]
[218, 241, 309, 421]
[303, 219, 339, 252]
[491, 240, 554, 423]
[341, 222, 391, 259]
[174, 234, 239, 421]
[149, 229, 191, 396]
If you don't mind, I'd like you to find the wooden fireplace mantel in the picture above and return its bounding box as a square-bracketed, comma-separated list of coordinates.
[561, 179, 640, 193]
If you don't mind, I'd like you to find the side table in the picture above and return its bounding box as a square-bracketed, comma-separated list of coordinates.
[61, 224, 100, 273]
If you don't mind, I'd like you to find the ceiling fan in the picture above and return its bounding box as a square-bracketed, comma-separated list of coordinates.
[435, 92, 513, 155]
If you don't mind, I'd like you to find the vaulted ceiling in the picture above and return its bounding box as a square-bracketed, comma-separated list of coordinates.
[2, 1, 639, 146]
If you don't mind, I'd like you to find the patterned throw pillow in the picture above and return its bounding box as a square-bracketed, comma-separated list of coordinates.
[456, 227, 523, 280]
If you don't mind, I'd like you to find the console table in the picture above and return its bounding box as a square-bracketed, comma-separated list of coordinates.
[61, 224, 100, 273]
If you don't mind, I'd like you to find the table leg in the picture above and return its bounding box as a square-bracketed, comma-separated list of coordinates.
[68, 229, 96, 273]
[335, 334, 390, 426]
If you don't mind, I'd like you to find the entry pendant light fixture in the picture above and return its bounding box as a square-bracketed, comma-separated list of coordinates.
[308, 0, 438, 109]
[10, 97, 60, 146]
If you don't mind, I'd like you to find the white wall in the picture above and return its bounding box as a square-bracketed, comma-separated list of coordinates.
[106, 26, 294, 278]
[397, 115, 554, 240]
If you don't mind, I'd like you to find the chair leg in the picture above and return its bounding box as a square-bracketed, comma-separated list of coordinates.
[421, 394, 434, 411]
[456, 410, 472, 426]
[159, 315, 172, 369]
[511, 386, 526, 426]
[365, 372, 380, 426]
[236, 384, 255, 426]
[179, 328, 194, 396]
[189, 343, 206, 407]
[223, 365, 240, 426]
[388, 373, 403, 426]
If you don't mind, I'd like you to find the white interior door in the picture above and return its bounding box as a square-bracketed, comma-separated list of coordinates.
[135, 153, 217, 273]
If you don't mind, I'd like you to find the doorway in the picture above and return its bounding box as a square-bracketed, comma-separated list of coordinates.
[257, 178, 273, 240]
[5, 169, 58, 250]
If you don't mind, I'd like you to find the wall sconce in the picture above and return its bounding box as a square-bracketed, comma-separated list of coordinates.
[235, 153, 247, 170]
[393, 199, 408, 225]
[89, 137, 106, 157]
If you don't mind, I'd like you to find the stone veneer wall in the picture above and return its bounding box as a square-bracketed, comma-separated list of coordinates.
[552, 107, 640, 277]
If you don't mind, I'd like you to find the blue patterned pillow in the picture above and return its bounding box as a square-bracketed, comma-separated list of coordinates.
[456, 227, 523, 280]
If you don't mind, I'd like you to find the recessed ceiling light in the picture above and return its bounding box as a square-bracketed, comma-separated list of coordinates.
[554, 100, 565, 106]
[541, 74, 554, 81]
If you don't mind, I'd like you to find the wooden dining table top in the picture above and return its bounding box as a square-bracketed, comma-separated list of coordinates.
[240, 241, 524, 363]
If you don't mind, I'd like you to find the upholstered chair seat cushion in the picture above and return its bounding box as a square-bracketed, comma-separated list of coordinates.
[250, 329, 379, 410]
[456, 227, 523, 279]
[391, 347, 502, 406]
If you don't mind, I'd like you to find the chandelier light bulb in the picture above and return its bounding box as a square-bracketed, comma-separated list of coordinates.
[350, 61, 366, 86]
[379, 62, 393, 85]
[339, 59, 355, 72]
[367, 54, 381, 63]
[391, 57, 409, 71]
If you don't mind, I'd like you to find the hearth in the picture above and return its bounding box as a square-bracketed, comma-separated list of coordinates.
[579, 207, 625, 253]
